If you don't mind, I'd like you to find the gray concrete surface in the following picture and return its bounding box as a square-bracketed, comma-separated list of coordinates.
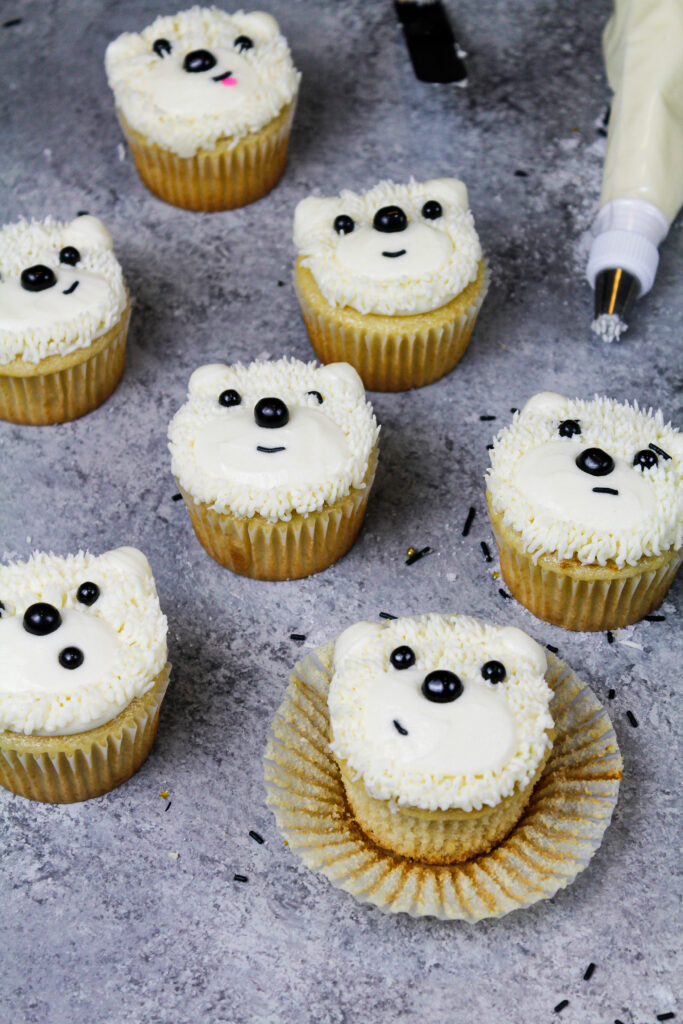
[1, 1, 681, 1022]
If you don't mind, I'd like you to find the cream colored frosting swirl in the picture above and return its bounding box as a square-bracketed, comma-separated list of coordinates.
[329, 613, 553, 813]
[105, 7, 300, 158]
[293, 178, 482, 316]
[0, 548, 167, 736]
[487, 392, 683, 568]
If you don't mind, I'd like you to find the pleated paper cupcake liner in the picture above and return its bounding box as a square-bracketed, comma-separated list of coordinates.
[0, 306, 130, 425]
[264, 640, 622, 920]
[488, 500, 682, 632]
[0, 664, 170, 804]
[119, 100, 297, 211]
[294, 260, 489, 392]
[177, 448, 378, 581]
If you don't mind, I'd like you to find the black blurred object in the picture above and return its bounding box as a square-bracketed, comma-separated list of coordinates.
[394, 1, 467, 84]
[593, 268, 639, 323]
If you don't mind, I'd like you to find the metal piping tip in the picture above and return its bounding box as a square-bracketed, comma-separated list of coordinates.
[591, 268, 639, 343]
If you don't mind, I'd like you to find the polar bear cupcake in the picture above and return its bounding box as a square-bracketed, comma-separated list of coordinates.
[0, 215, 129, 425]
[0, 547, 169, 803]
[105, 7, 300, 210]
[328, 613, 553, 863]
[486, 392, 683, 631]
[168, 357, 379, 579]
[293, 178, 488, 391]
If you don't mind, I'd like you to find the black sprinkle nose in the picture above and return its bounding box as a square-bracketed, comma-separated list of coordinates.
[390, 645, 416, 670]
[218, 388, 241, 408]
[234, 34, 253, 52]
[576, 447, 614, 477]
[153, 38, 172, 58]
[558, 419, 581, 439]
[333, 214, 354, 236]
[77, 581, 100, 606]
[481, 660, 506, 684]
[59, 646, 84, 670]
[633, 448, 658, 470]
[373, 205, 408, 233]
[421, 200, 443, 220]
[23, 602, 62, 636]
[59, 246, 81, 266]
[422, 670, 463, 703]
[183, 49, 217, 73]
[21, 265, 57, 292]
[254, 397, 289, 429]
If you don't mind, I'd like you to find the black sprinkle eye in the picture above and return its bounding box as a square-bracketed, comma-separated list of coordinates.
[333, 215, 355, 236]
[481, 660, 506, 684]
[183, 49, 217, 73]
[219, 389, 241, 407]
[390, 645, 415, 670]
[59, 246, 80, 266]
[422, 200, 443, 220]
[558, 419, 581, 438]
[77, 581, 100, 606]
[153, 38, 172, 58]
[633, 449, 658, 470]
[0, 600, 5, 617]
[307, 390, 323, 404]
[59, 646, 84, 670]
[21, 265, 56, 292]
[234, 34, 253, 52]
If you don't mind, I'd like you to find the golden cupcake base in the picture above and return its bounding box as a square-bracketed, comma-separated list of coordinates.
[488, 495, 682, 632]
[177, 448, 378, 581]
[265, 640, 621, 920]
[294, 259, 489, 392]
[119, 101, 297, 211]
[0, 664, 170, 803]
[0, 306, 130, 425]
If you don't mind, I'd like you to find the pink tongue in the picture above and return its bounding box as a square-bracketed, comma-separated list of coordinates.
[221, 76, 238, 87]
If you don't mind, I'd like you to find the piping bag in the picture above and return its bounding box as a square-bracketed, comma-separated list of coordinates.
[586, 0, 683, 342]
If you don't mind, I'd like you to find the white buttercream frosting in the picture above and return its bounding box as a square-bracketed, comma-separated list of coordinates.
[168, 358, 379, 523]
[487, 392, 683, 568]
[329, 613, 553, 813]
[0, 216, 127, 366]
[0, 548, 168, 736]
[293, 178, 482, 316]
[105, 7, 300, 158]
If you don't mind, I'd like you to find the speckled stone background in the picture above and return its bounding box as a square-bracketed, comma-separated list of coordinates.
[1, 1, 681, 1022]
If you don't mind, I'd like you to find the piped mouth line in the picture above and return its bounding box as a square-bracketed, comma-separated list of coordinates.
[382, 249, 407, 258]
[592, 486, 619, 495]
[257, 445, 286, 454]
[62, 280, 79, 295]
[212, 70, 236, 83]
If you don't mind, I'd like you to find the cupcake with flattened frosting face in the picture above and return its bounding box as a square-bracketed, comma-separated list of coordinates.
[486, 391, 683, 630]
[105, 6, 300, 210]
[293, 178, 488, 391]
[168, 356, 379, 579]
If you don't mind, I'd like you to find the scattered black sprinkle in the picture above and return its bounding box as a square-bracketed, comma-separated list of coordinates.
[554, 1000, 569, 1014]
[644, 614, 665, 622]
[614, 1019, 625, 1024]
[480, 541, 492, 563]
[77, 210, 89, 216]
[277, 280, 285, 287]
[514, 169, 528, 177]
[607, 631, 615, 644]
[656, 1015, 676, 1021]
[510, 407, 519, 413]
[393, 719, 408, 736]
[480, 414, 496, 421]
[546, 644, 559, 654]
[406, 546, 432, 566]
[486, 444, 494, 450]
[290, 633, 306, 642]
[583, 962, 596, 981]
[626, 710, 638, 728]
[3, 18, 22, 27]
[233, 873, 248, 883]
[608, 688, 616, 700]
[379, 611, 397, 620]
[165, 801, 172, 812]
[462, 507, 476, 537]
[498, 588, 511, 600]
[249, 830, 265, 845]
[172, 493, 182, 501]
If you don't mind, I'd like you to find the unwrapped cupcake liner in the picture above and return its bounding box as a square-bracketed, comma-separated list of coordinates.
[264, 640, 622, 920]
[177, 449, 378, 581]
[119, 100, 297, 211]
[489, 501, 682, 632]
[294, 261, 489, 392]
[0, 664, 170, 803]
[0, 307, 130, 426]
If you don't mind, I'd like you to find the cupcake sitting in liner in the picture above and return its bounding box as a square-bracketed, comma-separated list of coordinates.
[0, 547, 169, 803]
[328, 613, 553, 864]
[168, 357, 380, 580]
[0, 216, 130, 425]
[486, 392, 683, 631]
[293, 178, 488, 391]
[105, 7, 300, 210]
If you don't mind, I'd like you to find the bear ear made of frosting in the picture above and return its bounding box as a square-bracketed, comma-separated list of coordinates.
[496, 626, 547, 675]
[421, 178, 469, 212]
[238, 11, 281, 42]
[64, 215, 113, 251]
[98, 547, 153, 581]
[317, 362, 365, 400]
[188, 363, 230, 396]
[334, 620, 386, 671]
[521, 392, 570, 419]
[293, 196, 339, 247]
